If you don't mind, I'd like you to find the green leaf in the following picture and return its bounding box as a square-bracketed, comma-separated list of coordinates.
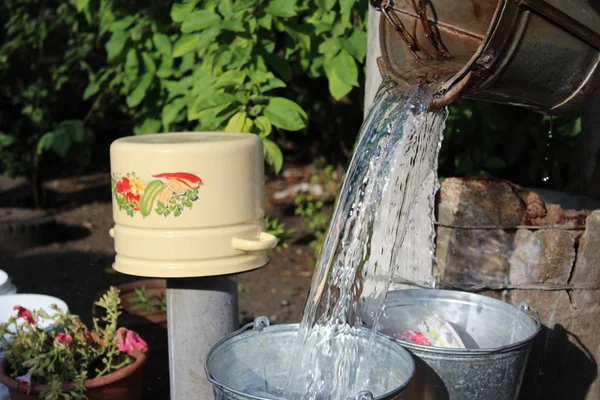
[83, 82, 99, 101]
[265, 0, 297, 17]
[162, 98, 186, 127]
[134, 119, 161, 135]
[0, 134, 15, 148]
[215, 70, 246, 88]
[318, 37, 341, 56]
[74, 0, 89, 12]
[263, 97, 307, 131]
[171, 1, 198, 23]
[37, 132, 55, 155]
[172, 34, 200, 58]
[192, 92, 235, 113]
[181, 11, 221, 33]
[341, 30, 367, 62]
[125, 49, 139, 76]
[109, 16, 136, 32]
[255, 116, 272, 137]
[142, 52, 156, 73]
[262, 137, 283, 173]
[126, 73, 153, 108]
[332, 49, 359, 87]
[325, 58, 353, 100]
[153, 33, 172, 57]
[225, 111, 253, 132]
[37, 121, 85, 157]
[106, 31, 128, 60]
[317, 0, 336, 10]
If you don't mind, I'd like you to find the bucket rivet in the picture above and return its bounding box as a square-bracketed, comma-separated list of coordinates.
[252, 316, 270, 331]
[353, 390, 374, 400]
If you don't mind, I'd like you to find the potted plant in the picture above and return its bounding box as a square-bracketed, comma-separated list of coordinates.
[0, 287, 147, 399]
[93, 280, 167, 330]
[92, 280, 168, 397]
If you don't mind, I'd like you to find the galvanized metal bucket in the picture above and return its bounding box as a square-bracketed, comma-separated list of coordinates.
[205, 317, 416, 400]
[369, 290, 540, 400]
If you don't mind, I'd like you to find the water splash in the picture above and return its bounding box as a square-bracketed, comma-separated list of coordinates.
[276, 79, 448, 399]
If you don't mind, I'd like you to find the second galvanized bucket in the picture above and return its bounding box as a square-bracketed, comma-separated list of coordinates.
[372, 290, 540, 400]
[205, 317, 415, 400]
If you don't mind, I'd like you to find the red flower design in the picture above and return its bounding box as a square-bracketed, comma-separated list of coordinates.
[116, 328, 147, 355]
[116, 177, 131, 194]
[55, 333, 73, 346]
[126, 192, 141, 211]
[13, 306, 34, 324]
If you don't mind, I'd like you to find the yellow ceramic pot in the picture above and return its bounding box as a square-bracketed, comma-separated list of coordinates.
[109, 132, 277, 278]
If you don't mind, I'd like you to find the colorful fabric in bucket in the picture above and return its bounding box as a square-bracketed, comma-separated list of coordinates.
[394, 314, 465, 349]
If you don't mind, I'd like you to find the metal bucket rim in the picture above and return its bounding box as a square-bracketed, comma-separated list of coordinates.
[205, 323, 416, 400]
[384, 289, 541, 355]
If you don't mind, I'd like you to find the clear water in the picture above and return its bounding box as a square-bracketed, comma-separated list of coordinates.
[247, 79, 447, 399]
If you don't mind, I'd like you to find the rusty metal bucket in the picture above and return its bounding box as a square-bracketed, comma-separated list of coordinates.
[374, 0, 600, 113]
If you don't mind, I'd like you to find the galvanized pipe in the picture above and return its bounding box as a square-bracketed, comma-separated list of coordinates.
[167, 276, 238, 400]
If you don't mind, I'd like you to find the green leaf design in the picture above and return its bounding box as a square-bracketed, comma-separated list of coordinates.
[263, 97, 307, 131]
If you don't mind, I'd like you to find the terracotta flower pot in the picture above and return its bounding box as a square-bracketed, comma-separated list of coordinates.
[0, 350, 147, 400]
[94, 279, 167, 330]
[92, 280, 169, 396]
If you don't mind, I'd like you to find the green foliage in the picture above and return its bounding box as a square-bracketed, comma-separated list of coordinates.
[78, 0, 368, 172]
[441, 100, 584, 192]
[129, 286, 167, 313]
[0, 0, 99, 178]
[265, 216, 295, 251]
[0, 287, 144, 399]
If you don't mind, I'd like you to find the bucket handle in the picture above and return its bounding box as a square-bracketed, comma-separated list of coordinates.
[519, 301, 541, 328]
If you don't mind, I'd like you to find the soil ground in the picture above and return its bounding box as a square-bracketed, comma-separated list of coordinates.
[0, 168, 322, 399]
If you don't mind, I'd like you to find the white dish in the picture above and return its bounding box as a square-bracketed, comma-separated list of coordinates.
[0, 270, 15, 295]
[0, 294, 68, 330]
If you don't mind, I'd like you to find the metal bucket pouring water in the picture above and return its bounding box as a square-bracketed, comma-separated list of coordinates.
[362, 290, 541, 400]
[205, 317, 416, 400]
[374, 0, 600, 113]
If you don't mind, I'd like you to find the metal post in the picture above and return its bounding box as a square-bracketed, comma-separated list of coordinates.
[167, 276, 238, 400]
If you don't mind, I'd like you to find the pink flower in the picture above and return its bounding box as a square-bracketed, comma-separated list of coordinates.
[116, 177, 131, 194]
[55, 333, 72, 346]
[13, 306, 34, 324]
[116, 328, 147, 354]
[15, 371, 32, 394]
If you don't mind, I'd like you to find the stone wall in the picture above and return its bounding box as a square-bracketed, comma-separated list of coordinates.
[434, 177, 599, 399]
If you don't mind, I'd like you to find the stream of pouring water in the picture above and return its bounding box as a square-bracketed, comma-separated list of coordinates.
[244, 78, 447, 400]
[276, 79, 449, 400]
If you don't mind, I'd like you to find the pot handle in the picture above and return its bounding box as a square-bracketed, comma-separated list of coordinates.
[232, 232, 277, 252]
